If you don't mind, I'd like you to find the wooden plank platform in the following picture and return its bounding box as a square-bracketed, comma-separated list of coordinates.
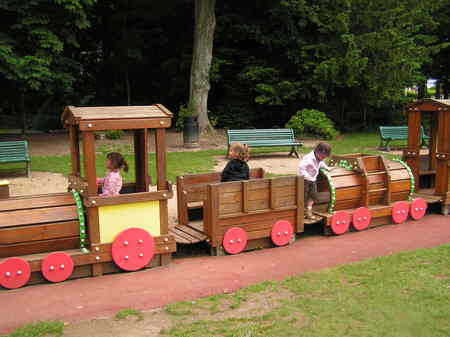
[413, 189, 444, 203]
[169, 221, 207, 244]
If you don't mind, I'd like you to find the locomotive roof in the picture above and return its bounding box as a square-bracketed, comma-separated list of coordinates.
[62, 105, 173, 123]
[406, 98, 450, 112]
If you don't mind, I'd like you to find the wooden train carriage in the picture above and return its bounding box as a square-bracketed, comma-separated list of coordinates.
[171, 175, 304, 255]
[313, 154, 418, 235]
[176, 168, 265, 226]
[0, 105, 176, 289]
[403, 99, 450, 215]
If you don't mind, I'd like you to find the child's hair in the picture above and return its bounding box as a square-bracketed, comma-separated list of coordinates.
[107, 152, 129, 172]
[229, 142, 250, 162]
[314, 142, 331, 157]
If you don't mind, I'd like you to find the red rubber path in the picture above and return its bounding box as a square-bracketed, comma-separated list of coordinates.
[0, 215, 449, 333]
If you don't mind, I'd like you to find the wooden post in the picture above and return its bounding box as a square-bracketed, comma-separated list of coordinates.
[429, 112, 438, 171]
[82, 131, 102, 276]
[176, 176, 188, 225]
[242, 181, 249, 213]
[134, 129, 149, 192]
[435, 110, 450, 196]
[269, 178, 276, 209]
[208, 184, 219, 247]
[357, 158, 369, 207]
[69, 126, 81, 176]
[406, 109, 421, 190]
[380, 156, 392, 205]
[296, 176, 304, 233]
[0, 180, 9, 199]
[155, 128, 168, 234]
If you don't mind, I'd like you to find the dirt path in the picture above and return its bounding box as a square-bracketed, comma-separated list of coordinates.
[0, 214, 449, 334]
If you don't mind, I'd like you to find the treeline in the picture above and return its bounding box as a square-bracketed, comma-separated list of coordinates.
[1, 0, 449, 132]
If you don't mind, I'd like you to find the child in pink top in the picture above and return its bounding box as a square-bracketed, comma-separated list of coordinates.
[97, 152, 129, 197]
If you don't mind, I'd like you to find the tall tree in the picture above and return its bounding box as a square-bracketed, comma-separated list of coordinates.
[188, 0, 216, 133]
[0, 0, 96, 131]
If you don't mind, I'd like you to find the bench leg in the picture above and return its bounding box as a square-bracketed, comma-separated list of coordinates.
[289, 146, 299, 158]
[385, 140, 391, 152]
[27, 161, 31, 178]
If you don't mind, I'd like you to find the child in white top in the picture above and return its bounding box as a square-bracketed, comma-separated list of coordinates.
[298, 142, 332, 219]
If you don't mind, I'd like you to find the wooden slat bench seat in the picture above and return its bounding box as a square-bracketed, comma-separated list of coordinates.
[0, 140, 31, 177]
[176, 168, 265, 226]
[0, 192, 80, 257]
[378, 126, 429, 151]
[227, 129, 303, 157]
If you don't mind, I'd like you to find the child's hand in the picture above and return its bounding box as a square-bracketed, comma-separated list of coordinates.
[96, 178, 101, 185]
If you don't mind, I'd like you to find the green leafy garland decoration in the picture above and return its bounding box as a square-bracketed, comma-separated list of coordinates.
[320, 168, 336, 213]
[392, 159, 414, 201]
[336, 159, 354, 171]
[71, 190, 89, 253]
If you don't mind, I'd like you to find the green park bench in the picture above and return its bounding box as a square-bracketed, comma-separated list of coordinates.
[227, 128, 303, 157]
[0, 140, 31, 178]
[379, 126, 430, 151]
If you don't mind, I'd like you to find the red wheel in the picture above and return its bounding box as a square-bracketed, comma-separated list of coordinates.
[223, 227, 247, 254]
[352, 207, 371, 231]
[112, 228, 155, 271]
[0, 257, 31, 289]
[271, 220, 294, 246]
[410, 198, 427, 220]
[392, 201, 409, 224]
[41, 252, 74, 283]
[330, 211, 350, 235]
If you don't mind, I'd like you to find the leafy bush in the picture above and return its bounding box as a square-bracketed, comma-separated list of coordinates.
[286, 109, 338, 139]
[105, 129, 124, 139]
[175, 104, 192, 131]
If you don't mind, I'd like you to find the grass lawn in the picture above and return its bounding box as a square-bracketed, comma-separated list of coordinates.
[1, 132, 404, 181]
[3, 244, 449, 337]
[161, 244, 450, 337]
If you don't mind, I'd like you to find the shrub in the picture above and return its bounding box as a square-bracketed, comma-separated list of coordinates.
[175, 104, 192, 131]
[286, 109, 338, 139]
[105, 129, 124, 140]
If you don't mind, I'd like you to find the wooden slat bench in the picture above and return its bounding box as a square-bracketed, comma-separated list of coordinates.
[378, 126, 429, 151]
[176, 168, 265, 226]
[227, 129, 303, 157]
[0, 192, 80, 257]
[0, 140, 31, 177]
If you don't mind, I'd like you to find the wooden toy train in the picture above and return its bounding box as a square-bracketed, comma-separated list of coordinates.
[0, 99, 448, 289]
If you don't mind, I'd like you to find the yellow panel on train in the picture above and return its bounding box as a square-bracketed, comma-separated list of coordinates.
[98, 201, 160, 243]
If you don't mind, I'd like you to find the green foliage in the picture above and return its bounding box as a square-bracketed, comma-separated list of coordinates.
[161, 245, 450, 337]
[4, 321, 64, 337]
[105, 129, 124, 140]
[0, 0, 96, 93]
[115, 308, 144, 321]
[175, 104, 192, 131]
[286, 109, 338, 139]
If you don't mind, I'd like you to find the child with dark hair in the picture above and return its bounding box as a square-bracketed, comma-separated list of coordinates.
[221, 142, 250, 182]
[97, 152, 129, 196]
[298, 142, 332, 219]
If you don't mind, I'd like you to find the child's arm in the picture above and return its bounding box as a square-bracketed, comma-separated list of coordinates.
[320, 161, 331, 171]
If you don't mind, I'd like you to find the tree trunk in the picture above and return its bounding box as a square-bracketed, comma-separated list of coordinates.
[20, 91, 26, 135]
[418, 81, 427, 98]
[435, 79, 441, 99]
[443, 79, 449, 99]
[188, 0, 216, 134]
[123, 0, 131, 106]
